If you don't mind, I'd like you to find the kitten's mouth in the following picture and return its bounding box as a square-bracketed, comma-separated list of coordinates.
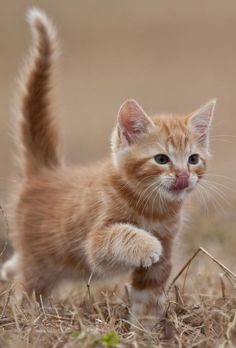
[160, 184, 187, 195]
[168, 182, 195, 194]
[169, 186, 187, 194]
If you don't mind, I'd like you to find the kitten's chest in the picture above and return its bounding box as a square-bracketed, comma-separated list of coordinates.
[137, 214, 181, 239]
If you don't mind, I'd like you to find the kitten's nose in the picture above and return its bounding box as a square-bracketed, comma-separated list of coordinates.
[174, 171, 189, 190]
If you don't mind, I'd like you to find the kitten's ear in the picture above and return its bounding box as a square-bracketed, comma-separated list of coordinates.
[117, 99, 155, 145]
[188, 99, 216, 149]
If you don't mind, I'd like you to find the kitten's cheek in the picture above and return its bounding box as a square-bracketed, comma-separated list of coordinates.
[188, 175, 199, 189]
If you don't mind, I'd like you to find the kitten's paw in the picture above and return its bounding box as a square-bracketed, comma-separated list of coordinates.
[1, 253, 20, 281]
[132, 236, 162, 268]
[130, 289, 165, 330]
[141, 249, 161, 268]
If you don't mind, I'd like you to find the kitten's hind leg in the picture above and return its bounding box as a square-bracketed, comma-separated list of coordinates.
[85, 223, 162, 275]
[22, 262, 60, 302]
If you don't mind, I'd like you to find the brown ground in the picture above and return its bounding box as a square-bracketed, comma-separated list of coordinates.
[0, 1, 235, 347]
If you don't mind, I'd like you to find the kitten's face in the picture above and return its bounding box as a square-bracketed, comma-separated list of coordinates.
[112, 99, 216, 202]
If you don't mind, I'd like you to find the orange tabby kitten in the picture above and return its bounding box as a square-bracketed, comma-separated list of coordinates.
[1, 8, 216, 325]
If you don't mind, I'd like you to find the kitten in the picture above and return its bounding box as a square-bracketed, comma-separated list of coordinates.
[1, 8, 216, 326]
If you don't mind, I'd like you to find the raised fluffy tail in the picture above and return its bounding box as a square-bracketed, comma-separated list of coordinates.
[17, 8, 60, 176]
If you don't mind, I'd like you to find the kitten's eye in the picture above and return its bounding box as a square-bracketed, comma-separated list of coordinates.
[188, 154, 199, 165]
[154, 154, 170, 165]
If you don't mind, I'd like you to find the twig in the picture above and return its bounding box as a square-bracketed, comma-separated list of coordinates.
[168, 248, 201, 292]
[11, 301, 21, 332]
[120, 318, 155, 336]
[124, 283, 131, 306]
[168, 246, 236, 293]
[1, 287, 12, 318]
[226, 311, 236, 344]
[219, 274, 226, 299]
[39, 294, 47, 318]
[87, 271, 94, 300]
[199, 247, 236, 282]
[182, 261, 191, 295]
[0, 202, 9, 258]
[174, 285, 185, 308]
[104, 293, 112, 322]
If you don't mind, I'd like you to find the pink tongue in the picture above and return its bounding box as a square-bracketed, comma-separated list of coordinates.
[174, 176, 189, 190]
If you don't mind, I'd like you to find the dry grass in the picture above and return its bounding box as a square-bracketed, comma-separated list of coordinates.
[0, 245, 235, 348]
[0, 201, 236, 347]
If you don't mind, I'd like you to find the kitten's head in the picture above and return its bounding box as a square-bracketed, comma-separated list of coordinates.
[111, 99, 216, 202]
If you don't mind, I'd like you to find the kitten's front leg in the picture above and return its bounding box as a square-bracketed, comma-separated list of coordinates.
[85, 223, 162, 274]
[130, 259, 171, 330]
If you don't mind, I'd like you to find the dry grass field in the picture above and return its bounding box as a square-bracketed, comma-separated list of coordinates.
[0, 1, 236, 347]
[0, 242, 235, 348]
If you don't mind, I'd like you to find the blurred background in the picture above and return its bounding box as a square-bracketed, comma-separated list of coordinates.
[0, 1, 235, 276]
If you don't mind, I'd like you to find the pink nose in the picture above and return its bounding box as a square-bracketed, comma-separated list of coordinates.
[174, 174, 189, 190]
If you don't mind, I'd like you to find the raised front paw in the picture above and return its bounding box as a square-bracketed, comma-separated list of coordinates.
[131, 234, 162, 268]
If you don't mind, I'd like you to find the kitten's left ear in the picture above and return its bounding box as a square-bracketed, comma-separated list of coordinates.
[188, 99, 216, 149]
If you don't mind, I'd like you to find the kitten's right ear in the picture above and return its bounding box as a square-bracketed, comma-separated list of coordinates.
[187, 99, 216, 150]
[117, 99, 155, 145]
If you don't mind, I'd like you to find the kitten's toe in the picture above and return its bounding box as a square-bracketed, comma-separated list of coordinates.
[140, 256, 152, 268]
[139, 239, 162, 268]
[150, 251, 161, 263]
[141, 251, 161, 268]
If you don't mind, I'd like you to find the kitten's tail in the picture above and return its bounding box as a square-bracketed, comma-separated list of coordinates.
[16, 8, 60, 177]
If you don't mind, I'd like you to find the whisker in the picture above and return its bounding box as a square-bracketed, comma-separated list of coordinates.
[202, 179, 236, 195]
[151, 185, 162, 219]
[211, 134, 236, 138]
[140, 183, 162, 217]
[204, 173, 236, 183]
[198, 182, 228, 215]
[198, 184, 221, 214]
[194, 185, 209, 216]
[201, 180, 230, 202]
[135, 181, 159, 212]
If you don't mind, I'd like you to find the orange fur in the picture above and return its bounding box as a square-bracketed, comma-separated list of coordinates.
[2, 8, 216, 327]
